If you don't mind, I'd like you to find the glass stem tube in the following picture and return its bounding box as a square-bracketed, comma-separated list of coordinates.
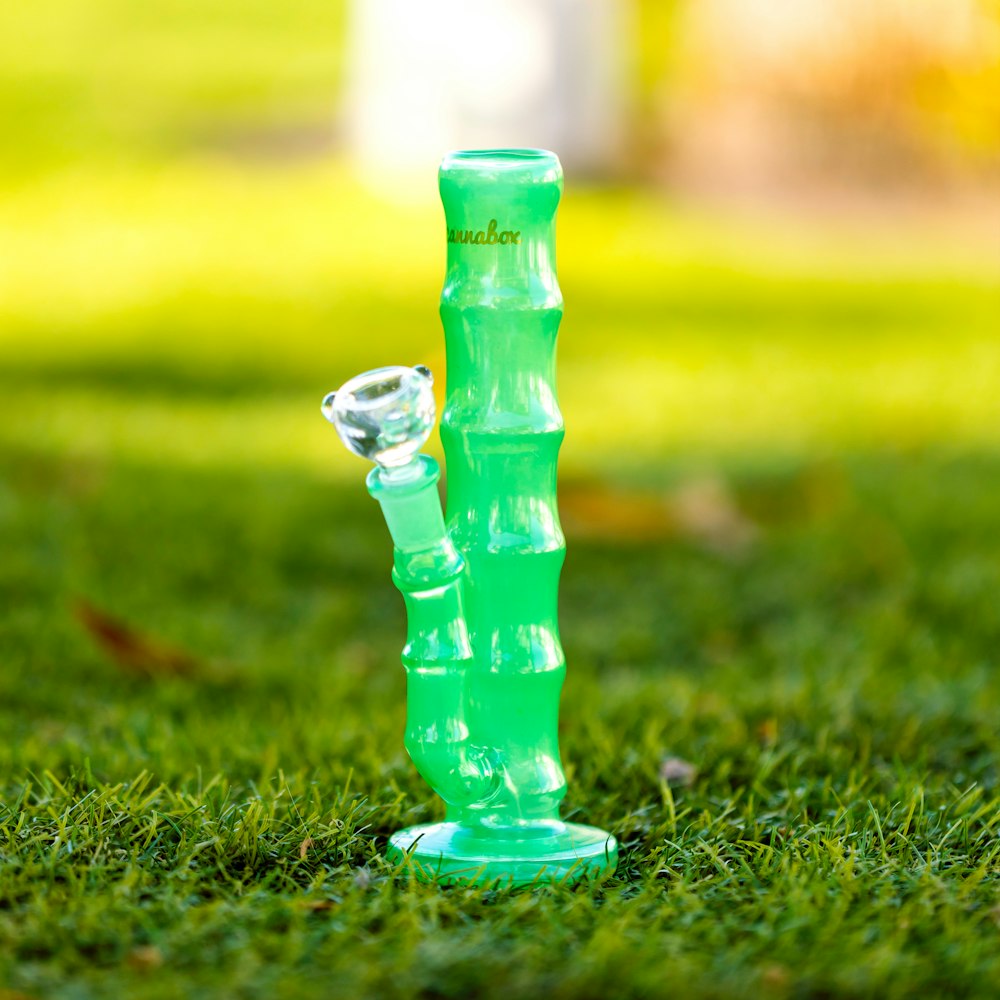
[368, 456, 499, 809]
[439, 150, 569, 826]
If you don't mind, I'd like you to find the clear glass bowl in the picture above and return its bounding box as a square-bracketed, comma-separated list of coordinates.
[322, 365, 435, 470]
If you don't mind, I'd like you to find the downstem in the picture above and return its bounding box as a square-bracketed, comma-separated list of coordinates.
[367, 456, 500, 812]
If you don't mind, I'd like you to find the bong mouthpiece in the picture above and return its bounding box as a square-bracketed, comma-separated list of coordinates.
[321, 365, 435, 472]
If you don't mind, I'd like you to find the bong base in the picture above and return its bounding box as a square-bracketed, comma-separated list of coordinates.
[387, 820, 618, 886]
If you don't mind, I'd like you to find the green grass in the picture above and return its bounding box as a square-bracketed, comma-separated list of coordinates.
[2, 2, 999, 997]
[2, 448, 999, 998]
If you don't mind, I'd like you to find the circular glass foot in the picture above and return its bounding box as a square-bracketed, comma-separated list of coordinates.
[387, 820, 618, 885]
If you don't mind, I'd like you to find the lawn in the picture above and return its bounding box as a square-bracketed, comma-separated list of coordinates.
[2, 3, 999, 998]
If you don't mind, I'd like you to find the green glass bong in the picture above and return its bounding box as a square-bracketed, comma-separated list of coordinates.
[322, 149, 617, 884]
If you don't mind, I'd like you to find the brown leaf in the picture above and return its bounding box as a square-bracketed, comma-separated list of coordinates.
[671, 477, 757, 556]
[561, 481, 673, 542]
[303, 898, 336, 912]
[560, 475, 757, 554]
[761, 965, 789, 989]
[756, 718, 779, 747]
[127, 946, 163, 971]
[659, 756, 698, 787]
[298, 837, 315, 860]
[74, 600, 200, 679]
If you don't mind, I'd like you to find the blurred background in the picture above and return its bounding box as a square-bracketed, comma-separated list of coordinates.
[1, 0, 999, 730]
[2, 0, 998, 476]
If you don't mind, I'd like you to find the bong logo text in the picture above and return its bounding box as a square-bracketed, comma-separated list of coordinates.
[447, 219, 520, 246]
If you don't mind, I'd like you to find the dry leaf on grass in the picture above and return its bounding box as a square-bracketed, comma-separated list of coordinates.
[74, 600, 201, 679]
[560, 476, 757, 555]
[756, 718, 779, 746]
[671, 477, 757, 555]
[761, 965, 790, 988]
[126, 946, 163, 971]
[302, 899, 337, 912]
[299, 837, 315, 860]
[561, 481, 674, 542]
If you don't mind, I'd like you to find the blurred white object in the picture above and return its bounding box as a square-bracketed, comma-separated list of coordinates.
[346, 0, 631, 187]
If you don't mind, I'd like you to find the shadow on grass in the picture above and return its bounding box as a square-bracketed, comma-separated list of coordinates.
[3, 440, 998, 775]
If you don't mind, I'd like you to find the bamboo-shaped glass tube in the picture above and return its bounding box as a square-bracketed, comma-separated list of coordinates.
[439, 149, 572, 826]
